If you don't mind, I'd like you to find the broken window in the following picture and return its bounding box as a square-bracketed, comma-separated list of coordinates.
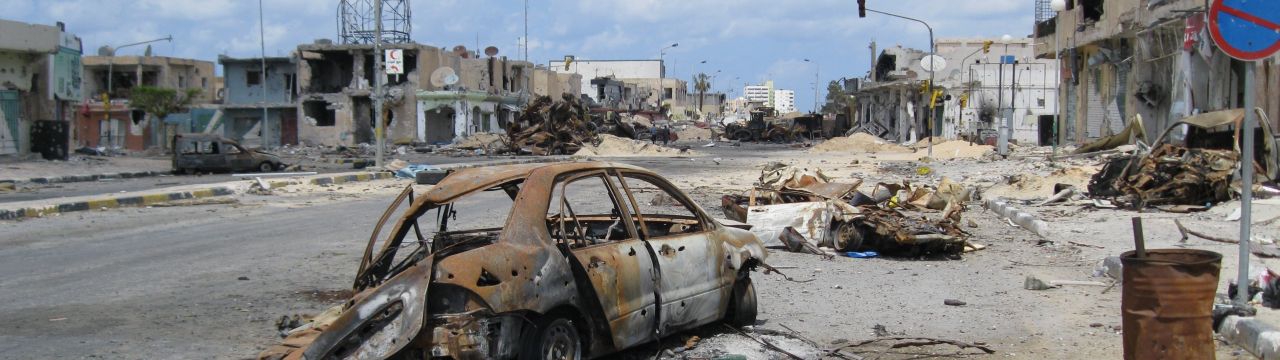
[547, 173, 633, 248]
[201, 77, 208, 89]
[247, 71, 261, 86]
[223, 142, 242, 154]
[618, 173, 705, 238]
[1080, 0, 1103, 22]
[664, 88, 674, 100]
[305, 51, 355, 93]
[178, 75, 186, 88]
[304, 101, 336, 127]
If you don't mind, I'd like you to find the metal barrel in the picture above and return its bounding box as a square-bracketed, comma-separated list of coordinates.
[1120, 249, 1222, 360]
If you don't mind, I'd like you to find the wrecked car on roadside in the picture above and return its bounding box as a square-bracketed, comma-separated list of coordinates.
[173, 134, 286, 174]
[259, 162, 767, 360]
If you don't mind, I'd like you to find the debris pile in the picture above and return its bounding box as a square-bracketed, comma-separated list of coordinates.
[452, 132, 506, 151]
[721, 162, 976, 258]
[574, 134, 694, 157]
[504, 94, 596, 155]
[1107, 144, 1237, 207]
[928, 140, 996, 159]
[809, 133, 910, 154]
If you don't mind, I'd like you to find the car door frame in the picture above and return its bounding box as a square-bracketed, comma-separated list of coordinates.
[550, 170, 661, 350]
[223, 141, 256, 171]
[613, 170, 730, 336]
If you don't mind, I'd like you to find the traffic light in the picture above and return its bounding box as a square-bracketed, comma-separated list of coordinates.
[982, 41, 993, 53]
[857, 0, 867, 17]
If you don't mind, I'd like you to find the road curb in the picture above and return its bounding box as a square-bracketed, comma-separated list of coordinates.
[2, 170, 169, 185]
[1, 157, 571, 221]
[983, 198, 1050, 237]
[1219, 315, 1280, 359]
[0, 187, 235, 221]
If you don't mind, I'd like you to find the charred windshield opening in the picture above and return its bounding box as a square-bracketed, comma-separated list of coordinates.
[358, 180, 524, 290]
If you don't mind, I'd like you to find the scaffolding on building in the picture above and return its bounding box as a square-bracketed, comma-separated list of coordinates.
[338, 0, 412, 45]
[1034, 0, 1055, 24]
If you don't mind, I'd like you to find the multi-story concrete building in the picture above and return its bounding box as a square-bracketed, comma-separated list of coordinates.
[1033, 0, 1280, 145]
[743, 82, 773, 105]
[217, 56, 298, 147]
[78, 55, 216, 150]
[774, 89, 797, 113]
[551, 59, 691, 119]
[293, 40, 579, 146]
[0, 20, 82, 159]
[853, 38, 1060, 145]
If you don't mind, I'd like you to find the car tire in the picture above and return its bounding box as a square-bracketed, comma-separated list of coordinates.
[727, 278, 757, 327]
[521, 317, 582, 360]
[258, 162, 274, 173]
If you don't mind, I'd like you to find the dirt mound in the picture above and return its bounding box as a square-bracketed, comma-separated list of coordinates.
[984, 165, 1099, 199]
[574, 134, 695, 157]
[809, 133, 910, 153]
[676, 125, 713, 141]
[453, 132, 505, 149]
[928, 140, 995, 159]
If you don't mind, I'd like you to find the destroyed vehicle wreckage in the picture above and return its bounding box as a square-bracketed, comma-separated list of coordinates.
[259, 162, 767, 360]
[1088, 108, 1279, 208]
[721, 164, 972, 258]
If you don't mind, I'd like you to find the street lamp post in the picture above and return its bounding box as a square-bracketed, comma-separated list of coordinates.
[860, 8, 934, 157]
[804, 59, 820, 114]
[1051, 0, 1067, 155]
[997, 34, 1013, 156]
[658, 43, 678, 110]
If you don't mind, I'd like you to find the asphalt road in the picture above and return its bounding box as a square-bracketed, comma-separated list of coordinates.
[0, 154, 541, 204]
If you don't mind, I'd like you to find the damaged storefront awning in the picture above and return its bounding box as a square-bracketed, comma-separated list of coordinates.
[417, 90, 523, 112]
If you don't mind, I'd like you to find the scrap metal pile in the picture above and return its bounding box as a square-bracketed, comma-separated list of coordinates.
[721, 163, 975, 258]
[504, 94, 596, 155]
[1086, 109, 1275, 209]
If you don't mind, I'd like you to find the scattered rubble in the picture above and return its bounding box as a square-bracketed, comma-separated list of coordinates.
[721, 163, 975, 258]
[504, 94, 595, 155]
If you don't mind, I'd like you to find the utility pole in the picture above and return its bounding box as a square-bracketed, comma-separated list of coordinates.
[258, 0, 270, 149]
[373, 0, 385, 168]
[523, 0, 529, 62]
[997, 35, 1013, 156]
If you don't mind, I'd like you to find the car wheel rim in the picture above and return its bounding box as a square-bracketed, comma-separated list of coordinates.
[542, 322, 578, 360]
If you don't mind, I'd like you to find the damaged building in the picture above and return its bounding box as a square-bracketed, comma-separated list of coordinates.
[0, 19, 83, 159]
[294, 41, 580, 147]
[550, 59, 692, 121]
[216, 56, 298, 148]
[853, 38, 1061, 145]
[1033, 0, 1280, 145]
[78, 54, 216, 151]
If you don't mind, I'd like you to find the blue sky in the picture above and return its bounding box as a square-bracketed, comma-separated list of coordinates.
[3, 0, 1035, 112]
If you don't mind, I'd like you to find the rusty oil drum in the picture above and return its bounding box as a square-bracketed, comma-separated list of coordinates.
[1120, 249, 1222, 359]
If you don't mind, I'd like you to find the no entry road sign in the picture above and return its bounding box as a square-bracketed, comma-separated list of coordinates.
[1208, 0, 1280, 61]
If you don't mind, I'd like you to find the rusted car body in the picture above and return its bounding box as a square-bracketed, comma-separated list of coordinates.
[259, 162, 767, 360]
[172, 134, 285, 173]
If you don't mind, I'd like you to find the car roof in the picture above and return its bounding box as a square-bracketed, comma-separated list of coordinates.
[417, 161, 648, 204]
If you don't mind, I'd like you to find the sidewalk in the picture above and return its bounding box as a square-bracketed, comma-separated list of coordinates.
[0, 157, 572, 221]
[1, 156, 172, 184]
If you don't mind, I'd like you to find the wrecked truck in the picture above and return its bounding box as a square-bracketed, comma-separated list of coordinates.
[259, 162, 767, 360]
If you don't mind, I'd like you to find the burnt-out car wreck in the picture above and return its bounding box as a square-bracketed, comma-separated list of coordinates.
[259, 162, 767, 360]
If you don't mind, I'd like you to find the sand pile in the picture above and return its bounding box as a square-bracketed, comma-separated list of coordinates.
[676, 125, 713, 141]
[908, 137, 948, 149]
[575, 134, 695, 157]
[927, 140, 996, 159]
[809, 133, 910, 153]
[453, 132, 505, 149]
[984, 165, 1099, 199]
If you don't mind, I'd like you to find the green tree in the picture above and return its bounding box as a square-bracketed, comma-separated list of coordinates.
[821, 80, 851, 115]
[130, 86, 201, 149]
[692, 73, 711, 118]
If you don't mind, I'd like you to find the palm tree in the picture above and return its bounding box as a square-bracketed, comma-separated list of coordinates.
[692, 73, 711, 119]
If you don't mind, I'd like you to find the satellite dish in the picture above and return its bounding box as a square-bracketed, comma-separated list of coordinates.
[920, 55, 947, 72]
[453, 45, 470, 59]
[430, 67, 460, 87]
[484, 46, 499, 57]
